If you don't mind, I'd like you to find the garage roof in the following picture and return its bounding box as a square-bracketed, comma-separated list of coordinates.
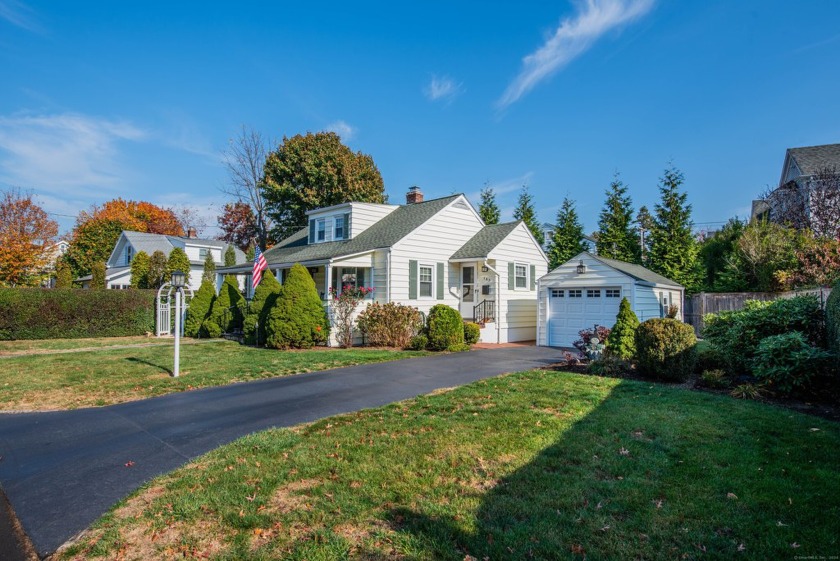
[586, 253, 682, 288]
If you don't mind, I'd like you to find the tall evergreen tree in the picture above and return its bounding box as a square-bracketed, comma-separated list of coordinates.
[478, 185, 500, 225]
[547, 197, 588, 269]
[130, 250, 150, 288]
[167, 247, 191, 286]
[224, 245, 236, 266]
[202, 251, 216, 284]
[647, 166, 702, 292]
[596, 173, 639, 262]
[513, 186, 545, 246]
[148, 250, 168, 289]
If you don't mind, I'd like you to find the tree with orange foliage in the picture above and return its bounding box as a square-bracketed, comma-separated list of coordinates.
[65, 199, 185, 277]
[0, 189, 59, 287]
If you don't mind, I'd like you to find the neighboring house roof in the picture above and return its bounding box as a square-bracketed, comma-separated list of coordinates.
[451, 222, 520, 260]
[252, 194, 463, 267]
[76, 266, 130, 282]
[585, 252, 683, 288]
[114, 231, 246, 264]
[787, 144, 840, 177]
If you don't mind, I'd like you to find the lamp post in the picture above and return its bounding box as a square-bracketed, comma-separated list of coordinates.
[171, 270, 186, 377]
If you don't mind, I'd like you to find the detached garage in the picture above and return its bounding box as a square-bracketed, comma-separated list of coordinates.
[537, 252, 685, 348]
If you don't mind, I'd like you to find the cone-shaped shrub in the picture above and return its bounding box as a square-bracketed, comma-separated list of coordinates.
[243, 269, 282, 345]
[167, 247, 191, 286]
[265, 263, 329, 349]
[210, 274, 245, 333]
[606, 297, 639, 360]
[184, 280, 216, 337]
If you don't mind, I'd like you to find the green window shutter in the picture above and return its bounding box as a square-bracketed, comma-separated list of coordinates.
[508, 262, 515, 290]
[436, 262, 444, 300]
[344, 212, 351, 240]
[408, 260, 418, 299]
[308, 220, 316, 244]
[357, 268, 365, 288]
[530, 264, 536, 290]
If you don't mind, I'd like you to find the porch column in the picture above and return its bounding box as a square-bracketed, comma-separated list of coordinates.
[324, 263, 332, 301]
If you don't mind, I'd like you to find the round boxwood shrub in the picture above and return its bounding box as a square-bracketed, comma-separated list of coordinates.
[184, 280, 216, 337]
[463, 322, 480, 345]
[634, 318, 697, 381]
[408, 334, 428, 350]
[426, 304, 464, 351]
[243, 269, 282, 346]
[265, 263, 330, 349]
[606, 297, 638, 360]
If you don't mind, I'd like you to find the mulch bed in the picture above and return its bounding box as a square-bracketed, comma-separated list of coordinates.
[543, 361, 840, 423]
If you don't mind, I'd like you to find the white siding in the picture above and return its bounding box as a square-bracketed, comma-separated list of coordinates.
[348, 203, 398, 237]
[487, 223, 548, 343]
[389, 198, 484, 317]
[184, 243, 222, 264]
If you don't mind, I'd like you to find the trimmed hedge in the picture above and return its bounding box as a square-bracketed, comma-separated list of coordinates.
[825, 281, 840, 372]
[0, 288, 156, 340]
[427, 304, 464, 351]
[635, 318, 697, 381]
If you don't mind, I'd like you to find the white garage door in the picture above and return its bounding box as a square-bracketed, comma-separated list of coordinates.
[548, 287, 622, 348]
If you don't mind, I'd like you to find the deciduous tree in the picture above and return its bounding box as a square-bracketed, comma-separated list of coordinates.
[547, 197, 588, 269]
[597, 173, 639, 262]
[647, 166, 702, 292]
[478, 185, 500, 225]
[0, 189, 58, 287]
[54, 259, 73, 288]
[217, 201, 257, 251]
[513, 185, 544, 246]
[698, 218, 745, 290]
[222, 126, 274, 248]
[262, 131, 386, 240]
[91, 261, 106, 290]
[762, 166, 840, 239]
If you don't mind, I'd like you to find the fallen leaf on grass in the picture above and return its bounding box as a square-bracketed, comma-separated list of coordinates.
[737, 543, 746, 551]
[727, 492, 738, 500]
[791, 542, 800, 548]
[124, 461, 135, 467]
[619, 447, 630, 456]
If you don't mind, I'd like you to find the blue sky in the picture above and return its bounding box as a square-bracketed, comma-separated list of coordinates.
[1, 0, 839, 237]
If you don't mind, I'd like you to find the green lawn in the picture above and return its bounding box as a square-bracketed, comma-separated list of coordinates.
[58, 370, 839, 561]
[0, 335, 174, 355]
[0, 341, 428, 411]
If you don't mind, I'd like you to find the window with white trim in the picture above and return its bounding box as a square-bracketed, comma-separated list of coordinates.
[317, 219, 327, 241]
[568, 289, 582, 298]
[419, 265, 433, 298]
[606, 289, 621, 298]
[551, 288, 564, 298]
[125, 245, 133, 265]
[587, 289, 601, 298]
[334, 216, 345, 240]
[199, 248, 209, 260]
[515, 263, 528, 289]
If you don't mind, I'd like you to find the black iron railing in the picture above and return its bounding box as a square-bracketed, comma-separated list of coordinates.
[473, 299, 496, 324]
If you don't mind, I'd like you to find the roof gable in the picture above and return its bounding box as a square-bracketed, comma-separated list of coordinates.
[786, 144, 840, 179]
[451, 221, 520, 260]
[584, 252, 683, 287]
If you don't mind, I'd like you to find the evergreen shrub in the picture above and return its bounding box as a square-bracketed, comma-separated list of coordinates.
[426, 304, 464, 351]
[463, 322, 481, 345]
[243, 269, 282, 346]
[635, 318, 697, 381]
[606, 297, 638, 360]
[184, 280, 216, 337]
[265, 263, 329, 349]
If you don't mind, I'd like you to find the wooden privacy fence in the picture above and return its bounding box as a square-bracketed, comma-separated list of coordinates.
[684, 287, 832, 337]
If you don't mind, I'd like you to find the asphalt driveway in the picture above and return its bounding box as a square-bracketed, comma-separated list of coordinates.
[0, 345, 562, 558]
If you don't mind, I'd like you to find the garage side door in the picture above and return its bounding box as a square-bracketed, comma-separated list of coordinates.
[548, 287, 622, 348]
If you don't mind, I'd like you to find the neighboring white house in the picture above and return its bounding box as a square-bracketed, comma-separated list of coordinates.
[540, 222, 596, 254]
[536, 252, 684, 348]
[78, 229, 246, 291]
[220, 188, 548, 345]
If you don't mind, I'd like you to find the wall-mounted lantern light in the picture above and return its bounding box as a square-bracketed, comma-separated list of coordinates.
[576, 260, 586, 275]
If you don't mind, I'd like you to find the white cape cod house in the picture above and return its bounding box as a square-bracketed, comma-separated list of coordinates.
[79, 229, 246, 291]
[221, 188, 548, 345]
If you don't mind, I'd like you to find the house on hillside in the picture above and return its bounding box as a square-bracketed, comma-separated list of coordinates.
[220, 187, 549, 345]
[537, 252, 684, 348]
[78, 229, 246, 291]
[751, 143, 840, 226]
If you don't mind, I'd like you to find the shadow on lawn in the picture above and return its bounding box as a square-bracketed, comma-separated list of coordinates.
[124, 356, 171, 375]
[384, 380, 835, 561]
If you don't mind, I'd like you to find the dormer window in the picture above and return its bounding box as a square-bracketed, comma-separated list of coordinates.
[317, 219, 326, 241]
[334, 215, 345, 240]
[125, 245, 133, 265]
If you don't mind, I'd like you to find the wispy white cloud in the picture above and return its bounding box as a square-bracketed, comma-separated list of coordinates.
[324, 120, 355, 141]
[498, 0, 655, 108]
[424, 75, 464, 103]
[0, 0, 43, 33]
[0, 112, 146, 195]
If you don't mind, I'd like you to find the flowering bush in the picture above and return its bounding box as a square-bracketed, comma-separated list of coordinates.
[357, 301, 422, 348]
[329, 284, 374, 348]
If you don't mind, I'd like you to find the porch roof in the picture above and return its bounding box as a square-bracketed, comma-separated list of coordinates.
[450, 221, 520, 260]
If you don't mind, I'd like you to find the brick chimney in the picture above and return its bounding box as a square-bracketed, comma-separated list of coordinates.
[187, 227, 197, 239]
[406, 186, 424, 204]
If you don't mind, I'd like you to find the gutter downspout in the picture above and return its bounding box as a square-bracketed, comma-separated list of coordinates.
[385, 249, 391, 303]
[483, 260, 501, 344]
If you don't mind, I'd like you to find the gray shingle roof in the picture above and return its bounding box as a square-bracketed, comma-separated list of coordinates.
[788, 144, 840, 176]
[451, 222, 520, 260]
[258, 195, 462, 266]
[121, 231, 246, 263]
[586, 253, 683, 288]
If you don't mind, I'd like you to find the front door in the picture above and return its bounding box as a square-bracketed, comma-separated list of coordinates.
[460, 265, 475, 319]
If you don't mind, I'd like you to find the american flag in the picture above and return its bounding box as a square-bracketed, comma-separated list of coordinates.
[252, 245, 268, 289]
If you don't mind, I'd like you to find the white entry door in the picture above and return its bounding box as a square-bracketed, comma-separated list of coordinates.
[460, 266, 475, 319]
